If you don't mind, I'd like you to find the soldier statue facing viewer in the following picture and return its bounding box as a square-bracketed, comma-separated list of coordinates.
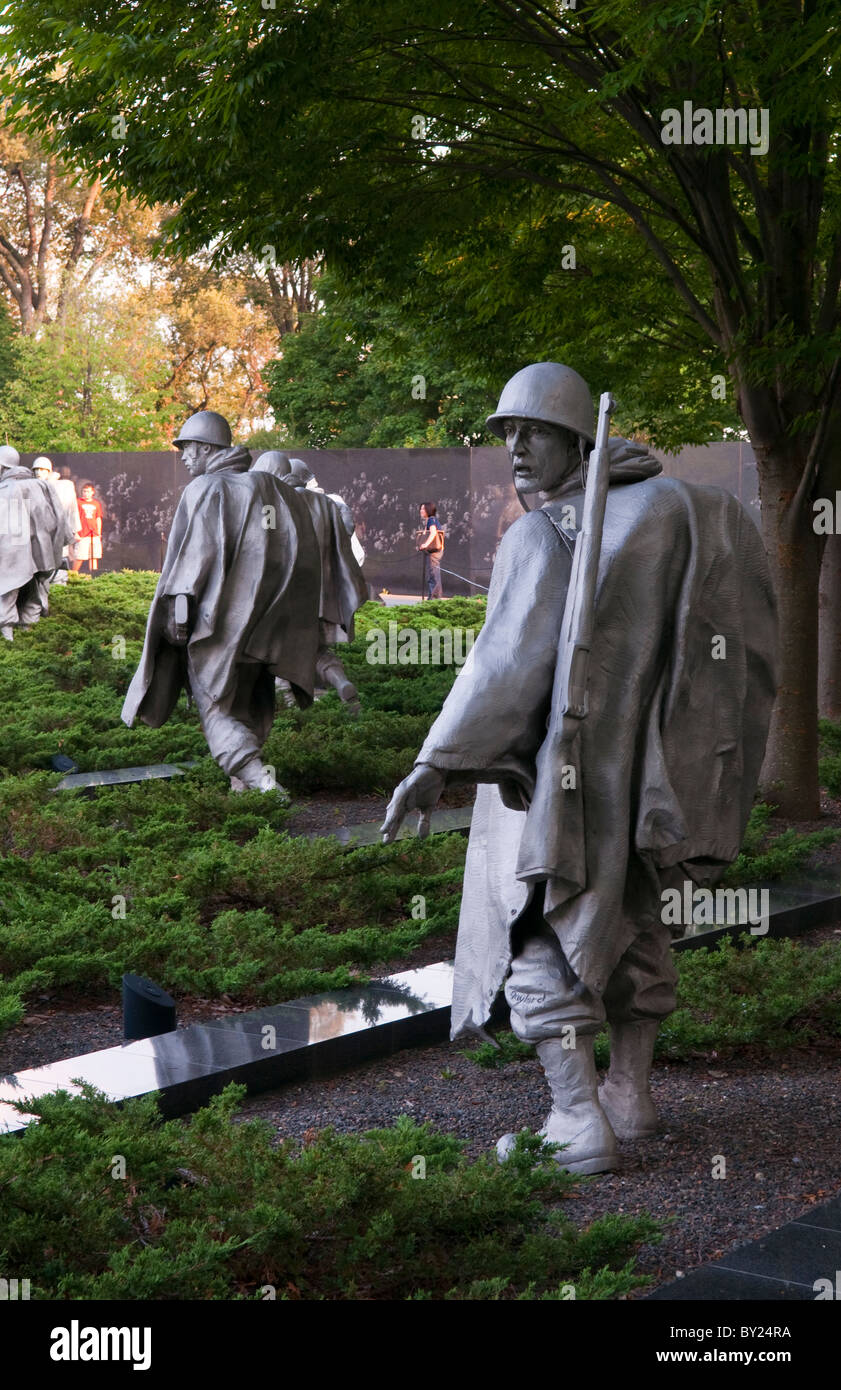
[383, 363, 777, 1174]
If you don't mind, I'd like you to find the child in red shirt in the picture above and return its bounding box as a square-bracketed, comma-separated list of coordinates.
[72, 484, 104, 573]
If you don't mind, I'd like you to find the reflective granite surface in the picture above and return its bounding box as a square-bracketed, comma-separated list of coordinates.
[674, 858, 841, 949]
[0, 963, 455, 1131]
[54, 763, 187, 790]
[0, 1101, 36, 1134]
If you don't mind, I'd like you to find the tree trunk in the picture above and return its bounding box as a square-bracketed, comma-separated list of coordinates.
[757, 448, 822, 818]
[819, 531, 841, 722]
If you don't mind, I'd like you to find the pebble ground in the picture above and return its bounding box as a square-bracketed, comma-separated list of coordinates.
[236, 1038, 841, 1296]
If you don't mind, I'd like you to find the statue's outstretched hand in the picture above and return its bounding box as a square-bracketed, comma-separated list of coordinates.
[381, 764, 446, 843]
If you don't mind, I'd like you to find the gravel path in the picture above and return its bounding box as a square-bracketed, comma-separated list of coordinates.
[283, 784, 475, 837]
[236, 1038, 841, 1296]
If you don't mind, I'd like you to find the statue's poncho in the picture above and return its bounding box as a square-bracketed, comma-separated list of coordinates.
[414, 444, 778, 1041]
[122, 449, 321, 728]
[0, 465, 73, 593]
[297, 489, 368, 641]
[251, 459, 367, 640]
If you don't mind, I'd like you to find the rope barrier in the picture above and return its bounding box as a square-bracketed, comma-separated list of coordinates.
[437, 566, 489, 591]
[364, 552, 490, 592]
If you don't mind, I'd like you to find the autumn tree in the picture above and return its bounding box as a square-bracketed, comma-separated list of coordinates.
[152, 261, 278, 435]
[0, 117, 162, 332]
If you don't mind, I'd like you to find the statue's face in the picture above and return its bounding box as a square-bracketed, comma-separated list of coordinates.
[503, 417, 579, 496]
[180, 441, 213, 477]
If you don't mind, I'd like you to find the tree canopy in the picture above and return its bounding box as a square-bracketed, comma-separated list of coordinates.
[266, 275, 498, 449]
[2, 0, 840, 811]
[1, 1, 836, 458]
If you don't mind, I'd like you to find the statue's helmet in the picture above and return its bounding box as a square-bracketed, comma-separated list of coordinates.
[486, 363, 595, 445]
[290, 459, 316, 487]
[173, 410, 232, 449]
[252, 450, 292, 477]
[0, 444, 21, 470]
[32, 455, 54, 475]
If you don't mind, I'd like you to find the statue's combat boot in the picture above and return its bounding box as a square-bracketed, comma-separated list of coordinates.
[315, 649, 359, 706]
[497, 1035, 618, 1175]
[598, 1020, 660, 1140]
[230, 755, 289, 800]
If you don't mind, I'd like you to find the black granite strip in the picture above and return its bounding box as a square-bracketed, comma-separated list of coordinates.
[53, 764, 189, 790]
[647, 1194, 841, 1301]
[307, 806, 473, 846]
[792, 1195, 841, 1231]
[646, 1265, 816, 1300]
[711, 1223, 841, 1285]
[0, 963, 454, 1133]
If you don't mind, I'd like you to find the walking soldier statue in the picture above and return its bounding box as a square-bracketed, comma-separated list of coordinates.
[383, 362, 777, 1174]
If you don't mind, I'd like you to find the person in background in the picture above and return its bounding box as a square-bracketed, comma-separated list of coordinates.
[72, 482, 104, 573]
[417, 501, 444, 599]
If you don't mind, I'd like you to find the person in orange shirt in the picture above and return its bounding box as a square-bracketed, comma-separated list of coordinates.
[72, 483, 104, 573]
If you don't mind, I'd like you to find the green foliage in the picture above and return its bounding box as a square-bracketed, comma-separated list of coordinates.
[0, 771, 466, 1027]
[0, 299, 18, 401]
[4, 0, 837, 456]
[0, 1084, 658, 1300]
[297, 203, 741, 451]
[0, 575, 485, 783]
[724, 802, 841, 885]
[656, 937, 841, 1058]
[267, 274, 495, 448]
[462, 1031, 535, 1069]
[0, 302, 178, 451]
[818, 719, 841, 796]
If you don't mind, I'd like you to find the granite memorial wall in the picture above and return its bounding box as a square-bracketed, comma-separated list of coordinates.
[18, 441, 760, 595]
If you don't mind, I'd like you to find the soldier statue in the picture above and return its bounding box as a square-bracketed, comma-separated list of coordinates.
[0, 444, 75, 640]
[383, 363, 777, 1174]
[252, 452, 367, 705]
[122, 412, 321, 792]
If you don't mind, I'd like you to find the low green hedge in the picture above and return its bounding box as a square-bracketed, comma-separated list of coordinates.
[0, 573, 485, 787]
[0, 1084, 659, 1301]
[0, 765, 466, 1033]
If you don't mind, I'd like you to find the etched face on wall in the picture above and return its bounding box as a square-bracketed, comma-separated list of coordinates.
[503, 418, 580, 497]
